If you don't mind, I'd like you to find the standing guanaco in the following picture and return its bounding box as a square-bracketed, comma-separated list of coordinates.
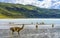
[10, 24, 24, 35]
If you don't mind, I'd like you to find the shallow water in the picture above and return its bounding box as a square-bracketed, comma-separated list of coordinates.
[0, 28, 60, 38]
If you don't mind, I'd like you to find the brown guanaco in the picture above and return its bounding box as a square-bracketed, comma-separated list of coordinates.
[10, 24, 24, 35]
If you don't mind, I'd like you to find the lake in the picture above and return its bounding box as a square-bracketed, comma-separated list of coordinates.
[0, 28, 60, 38]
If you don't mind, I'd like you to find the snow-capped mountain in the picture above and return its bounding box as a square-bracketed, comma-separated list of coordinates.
[0, 0, 60, 9]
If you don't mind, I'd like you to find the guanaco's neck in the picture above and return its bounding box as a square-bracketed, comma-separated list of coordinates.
[22, 24, 24, 29]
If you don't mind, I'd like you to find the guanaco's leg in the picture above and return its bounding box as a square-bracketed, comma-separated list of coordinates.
[18, 31, 20, 35]
[36, 25, 38, 30]
[12, 31, 14, 34]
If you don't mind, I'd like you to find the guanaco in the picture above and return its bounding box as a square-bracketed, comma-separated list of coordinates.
[10, 24, 24, 35]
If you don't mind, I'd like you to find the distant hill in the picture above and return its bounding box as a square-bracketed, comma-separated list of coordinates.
[0, 2, 60, 18]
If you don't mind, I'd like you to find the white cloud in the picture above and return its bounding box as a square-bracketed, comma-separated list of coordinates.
[36, 0, 52, 8]
[15, 0, 37, 5]
[14, 0, 60, 9]
[14, 0, 52, 8]
[51, 1, 60, 9]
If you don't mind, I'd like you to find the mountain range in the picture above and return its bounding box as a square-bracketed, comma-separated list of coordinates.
[0, 2, 60, 18]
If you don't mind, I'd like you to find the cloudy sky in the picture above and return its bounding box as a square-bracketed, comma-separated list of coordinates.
[0, 0, 60, 9]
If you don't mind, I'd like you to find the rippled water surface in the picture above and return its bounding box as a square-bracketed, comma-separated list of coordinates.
[0, 28, 60, 38]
